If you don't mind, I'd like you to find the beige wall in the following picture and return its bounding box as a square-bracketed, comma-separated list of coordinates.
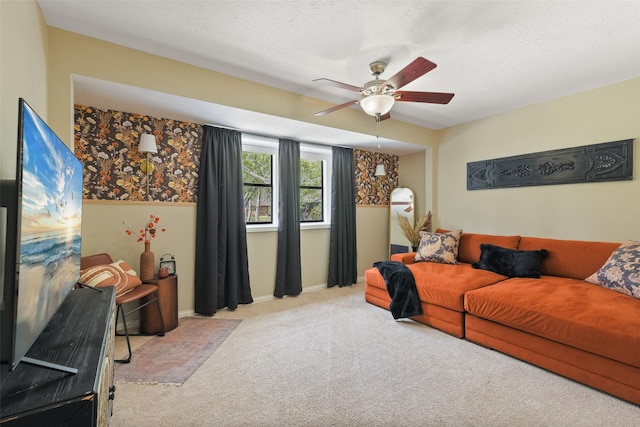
[81, 202, 197, 312]
[0, 1, 48, 306]
[0, 0, 48, 180]
[45, 27, 436, 312]
[46, 28, 437, 149]
[398, 150, 429, 220]
[356, 206, 389, 271]
[437, 78, 640, 242]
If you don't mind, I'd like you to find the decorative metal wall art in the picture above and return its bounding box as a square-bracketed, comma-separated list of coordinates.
[467, 139, 634, 190]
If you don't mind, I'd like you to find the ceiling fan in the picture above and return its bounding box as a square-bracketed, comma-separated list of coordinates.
[313, 57, 454, 122]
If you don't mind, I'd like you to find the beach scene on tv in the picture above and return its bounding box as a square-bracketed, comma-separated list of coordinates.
[14, 103, 83, 361]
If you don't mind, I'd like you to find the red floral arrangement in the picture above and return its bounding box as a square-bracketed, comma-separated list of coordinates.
[124, 214, 166, 243]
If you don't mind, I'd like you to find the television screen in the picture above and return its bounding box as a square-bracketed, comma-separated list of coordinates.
[9, 99, 83, 370]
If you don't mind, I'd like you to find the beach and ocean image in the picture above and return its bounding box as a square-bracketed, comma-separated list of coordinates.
[12, 101, 83, 364]
[15, 232, 81, 357]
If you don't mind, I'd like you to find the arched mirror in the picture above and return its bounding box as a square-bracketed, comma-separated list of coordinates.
[389, 187, 415, 258]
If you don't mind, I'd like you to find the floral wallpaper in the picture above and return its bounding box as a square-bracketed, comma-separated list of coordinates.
[74, 105, 395, 205]
[74, 105, 202, 202]
[354, 149, 398, 205]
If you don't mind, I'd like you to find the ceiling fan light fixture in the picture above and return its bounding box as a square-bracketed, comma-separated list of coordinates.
[360, 94, 395, 116]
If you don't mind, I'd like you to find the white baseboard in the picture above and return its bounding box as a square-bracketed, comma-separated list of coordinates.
[177, 279, 364, 318]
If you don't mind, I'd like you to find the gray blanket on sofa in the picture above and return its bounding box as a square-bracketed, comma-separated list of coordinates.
[374, 261, 423, 320]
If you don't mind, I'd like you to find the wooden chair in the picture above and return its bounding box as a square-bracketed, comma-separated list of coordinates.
[80, 253, 165, 363]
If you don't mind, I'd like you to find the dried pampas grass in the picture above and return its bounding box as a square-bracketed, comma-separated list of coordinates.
[397, 211, 432, 248]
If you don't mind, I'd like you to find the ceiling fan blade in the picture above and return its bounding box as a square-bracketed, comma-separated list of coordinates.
[314, 99, 360, 116]
[395, 91, 455, 104]
[383, 57, 437, 90]
[313, 78, 361, 92]
[379, 112, 391, 121]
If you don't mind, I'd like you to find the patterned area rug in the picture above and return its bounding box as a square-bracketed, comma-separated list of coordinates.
[115, 317, 241, 385]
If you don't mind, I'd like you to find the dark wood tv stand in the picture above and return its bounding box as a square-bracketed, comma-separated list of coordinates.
[0, 286, 116, 425]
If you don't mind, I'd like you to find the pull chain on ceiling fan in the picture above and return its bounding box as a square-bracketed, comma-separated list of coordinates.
[313, 57, 455, 136]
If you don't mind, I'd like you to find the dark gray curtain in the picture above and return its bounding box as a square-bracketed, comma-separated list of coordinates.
[194, 125, 252, 315]
[327, 146, 357, 287]
[274, 138, 302, 297]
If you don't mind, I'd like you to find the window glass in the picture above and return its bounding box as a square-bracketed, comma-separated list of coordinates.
[242, 150, 273, 224]
[300, 158, 323, 222]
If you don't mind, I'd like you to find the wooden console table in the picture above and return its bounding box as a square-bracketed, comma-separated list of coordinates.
[0, 286, 116, 425]
[141, 274, 178, 333]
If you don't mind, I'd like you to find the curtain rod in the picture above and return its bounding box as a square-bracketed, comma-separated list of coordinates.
[203, 122, 359, 151]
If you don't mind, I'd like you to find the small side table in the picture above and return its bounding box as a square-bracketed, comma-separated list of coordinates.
[140, 274, 178, 333]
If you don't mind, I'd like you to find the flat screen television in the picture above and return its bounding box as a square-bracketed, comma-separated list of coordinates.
[1, 98, 83, 372]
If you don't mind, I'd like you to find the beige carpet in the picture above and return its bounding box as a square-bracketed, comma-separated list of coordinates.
[115, 317, 241, 385]
[111, 283, 639, 426]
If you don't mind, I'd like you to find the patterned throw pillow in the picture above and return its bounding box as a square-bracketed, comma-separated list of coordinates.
[414, 230, 462, 264]
[78, 259, 142, 297]
[585, 240, 640, 299]
[111, 259, 139, 277]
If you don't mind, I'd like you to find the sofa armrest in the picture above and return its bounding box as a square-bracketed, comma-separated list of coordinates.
[391, 252, 416, 264]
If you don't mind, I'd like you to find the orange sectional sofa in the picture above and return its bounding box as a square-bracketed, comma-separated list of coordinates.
[364, 232, 640, 405]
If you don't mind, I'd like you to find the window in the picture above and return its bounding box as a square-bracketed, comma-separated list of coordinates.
[242, 136, 277, 225]
[300, 143, 331, 228]
[242, 151, 272, 223]
[300, 159, 323, 222]
[242, 137, 331, 231]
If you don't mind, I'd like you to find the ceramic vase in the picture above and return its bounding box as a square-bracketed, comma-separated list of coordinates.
[140, 241, 155, 281]
[158, 267, 169, 279]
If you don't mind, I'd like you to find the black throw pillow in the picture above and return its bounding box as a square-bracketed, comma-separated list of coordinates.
[471, 244, 549, 278]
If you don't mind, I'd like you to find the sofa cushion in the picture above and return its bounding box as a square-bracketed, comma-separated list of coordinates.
[464, 277, 640, 368]
[366, 262, 507, 312]
[391, 252, 416, 264]
[472, 244, 548, 278]
[365, 266, 388, 290]
[458, 233, 521, 264]
[414, 230, 461, 264]
[408, 261, 507, 311]
[585, 240, 640, 299]
[518, 237, 620, 279]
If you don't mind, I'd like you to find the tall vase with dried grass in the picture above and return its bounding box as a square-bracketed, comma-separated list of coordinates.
[397, 211, 432, 252]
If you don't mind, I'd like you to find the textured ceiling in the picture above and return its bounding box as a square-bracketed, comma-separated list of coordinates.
[37, 0, 640, 152]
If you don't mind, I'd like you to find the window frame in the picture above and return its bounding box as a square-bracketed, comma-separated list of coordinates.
[299, 143, 331, 230]
[241, 136, 332, 232]
[242, 135, 279, 232]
